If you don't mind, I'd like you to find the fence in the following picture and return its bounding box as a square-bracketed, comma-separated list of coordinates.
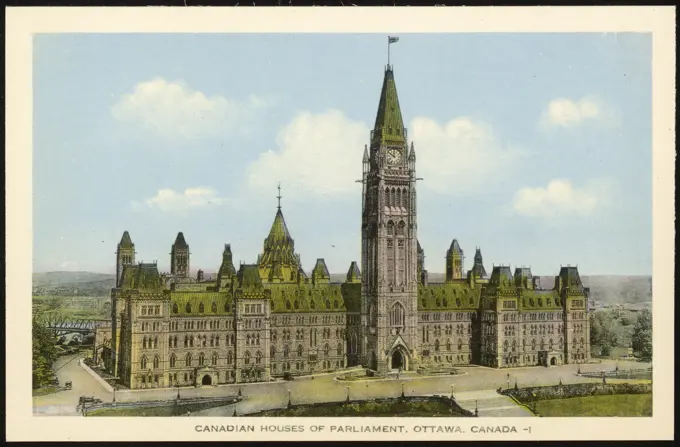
[579, 367, 652, 380]
[81, 395, 240, 413]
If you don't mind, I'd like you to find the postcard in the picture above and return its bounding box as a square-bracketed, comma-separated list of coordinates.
[5, 5, 675, 442]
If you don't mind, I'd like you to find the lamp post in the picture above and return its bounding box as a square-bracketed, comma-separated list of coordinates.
[450, 384, 454, 399]
[176, 383, 180, 400]
[346, 385, 350, 402]
[287, 389, 292, 409]
[401, 382, 405, 398]
[475, 400, 478, 416]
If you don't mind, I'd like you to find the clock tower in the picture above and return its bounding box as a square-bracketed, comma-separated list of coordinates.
[361, 64, 419, 373]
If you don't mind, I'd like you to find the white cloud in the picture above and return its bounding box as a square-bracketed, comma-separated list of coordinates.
[137, 187, 229, 214]
[540, 97, 606, 128]
[512, 178, 614, 219]
[410, 117, 526, 195]
[246, 112, 523, 200]
[246, 110, 369, 199]
[59, 261, 79, 270]
[111, 77, 268, 139]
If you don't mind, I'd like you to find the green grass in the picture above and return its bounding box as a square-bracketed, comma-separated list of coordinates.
[87, 400, 236, 417]
[254, 399, 471, 417]
[533, 394, 652, 417]
[33, 387, 60, 397]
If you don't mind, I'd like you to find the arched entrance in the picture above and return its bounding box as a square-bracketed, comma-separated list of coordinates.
[391, 351, 404, 370]
[550, 357, 557, 366]
[201, 374, 212, 386]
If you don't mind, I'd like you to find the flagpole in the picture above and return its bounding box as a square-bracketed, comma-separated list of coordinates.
[387, 37, 390, 68]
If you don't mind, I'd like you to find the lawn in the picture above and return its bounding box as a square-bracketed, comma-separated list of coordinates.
[252, 398, 472, 417]
[87, 400, 237, 417]
[533, 394, 652, 417]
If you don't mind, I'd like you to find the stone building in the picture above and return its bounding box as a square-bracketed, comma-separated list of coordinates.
[108, 63, 591, 389]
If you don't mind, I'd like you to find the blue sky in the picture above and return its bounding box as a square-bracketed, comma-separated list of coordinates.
[33, 33, 652, 276]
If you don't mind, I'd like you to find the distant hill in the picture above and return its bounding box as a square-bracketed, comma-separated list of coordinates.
[33, 271, 116, 297]
[33, 271, 652, 306]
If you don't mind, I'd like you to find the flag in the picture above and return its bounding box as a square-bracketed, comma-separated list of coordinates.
[388, 36, 399, 44]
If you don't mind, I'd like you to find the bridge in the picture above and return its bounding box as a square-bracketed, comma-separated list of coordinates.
[36, 313, 108, 336]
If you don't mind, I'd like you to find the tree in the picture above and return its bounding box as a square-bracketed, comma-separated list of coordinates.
[590, 310, 618, 355]
[631, 308, 652, 361]
[33, 318, 58, 388]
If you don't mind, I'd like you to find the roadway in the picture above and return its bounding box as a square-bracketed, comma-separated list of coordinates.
[33, 357, 651, 417]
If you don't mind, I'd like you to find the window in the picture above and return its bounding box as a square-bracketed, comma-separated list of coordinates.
[185, 303, 192, 314]
[324, 344, 330, 357]
[172, 303, 178, 314]
[185, 353, 192, 367]
[153, 355, 160, 369]
[141, 356, 147, 370]
[170, 354, 176, 368]
[256, 351, 262, 364]
[337, 342, 343, 356]
[244, 351, 251, 365]
[390, 302, 405, 327]
[297, 345, 303, 357]
[212, 352, 218, 366]
[211, 302, 217, 313]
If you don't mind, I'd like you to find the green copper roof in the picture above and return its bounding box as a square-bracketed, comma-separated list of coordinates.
[119, 231, 134, 248]
[237, 264, 263, 291]
[418, 283, 483, 311]
[372, 67, 406, 145]
[346, 261, 361, 283]
[266, 209, 293, 245]
[268, 283, 360, 313]
[173, 232, 188, 249]
[218, 244, 236, 278]
[120, 263, 163, 292]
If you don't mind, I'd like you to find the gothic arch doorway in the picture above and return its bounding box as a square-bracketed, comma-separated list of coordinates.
[391, 351, 404, 370]
[201, 374, 212, 386]
[550, 357, 557, 366]
[388, 346, 409, 371]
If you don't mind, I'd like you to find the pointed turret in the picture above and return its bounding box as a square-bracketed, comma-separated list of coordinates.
[362, 144, 369, 163]
[258, 186, 301, 283]
[217, 244, 236, 287]
[372, 66, 406, 146]
[116, 231, 136, 288]
[472, 247, 487, 279]
[119, 231, 134, 248]
[346, 261, 362, 283]
[446, 239, 464, 281]
[171, 232, 190, 277]
[312, 258, 331, 284]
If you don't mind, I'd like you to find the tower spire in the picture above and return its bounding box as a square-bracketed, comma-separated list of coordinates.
[276, 183, 282, 210]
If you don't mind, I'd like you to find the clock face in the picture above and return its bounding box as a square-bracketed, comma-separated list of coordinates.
[386, 149, 402, 164]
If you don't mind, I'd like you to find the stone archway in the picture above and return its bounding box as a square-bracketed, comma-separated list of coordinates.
[550, 357, 557, 366]
[388, 346, 410, 371]
[201, 374, 213, 386]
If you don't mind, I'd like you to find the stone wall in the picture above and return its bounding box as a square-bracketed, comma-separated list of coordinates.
[501, 382, 652, 402]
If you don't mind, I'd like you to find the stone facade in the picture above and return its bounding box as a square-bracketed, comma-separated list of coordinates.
[108, 64, 591, 389]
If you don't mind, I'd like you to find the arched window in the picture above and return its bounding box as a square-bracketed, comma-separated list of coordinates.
[153, 355, 159, 369]
[384, 187, 390, 207]
[140, 355, 147, 370]
[435, 339, 440, 352]
[503, 340, 509, 352]
[397, 221, 406, 236]
[170, 354, 176, 368]
[271, 346, 276, 357]
[212, 352, 218, 366]
[185, 303, 191, 314]
[402, 189, 409, 208]
[387, 221, 395, 236]
[390, 302, 405, 327]
[297, 345, 303, 357]
[283, 345, 289, 359]
[324, 344, 330, 357]
[172, 303, 178, 314]
[256, 351, 262, 364]
[211, 302, 217, 313]
[227, 351, 233, 364]
[185, 353, 192, 367]
[199, 303, 205, 313]
[154, 336, 158, 349]
[244, 351, 251, 365]
[396, 189, 401, 208]
[532, 339, 537, 350]
[337, 342, 343, 356]
[325, 300, 331, 310]
[333, 300, 339, 309]
[446, 339, 452, 351]
[512, 340, 517, 352]
[457, 338, 463, 351]
[142, 337, 147, 349]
